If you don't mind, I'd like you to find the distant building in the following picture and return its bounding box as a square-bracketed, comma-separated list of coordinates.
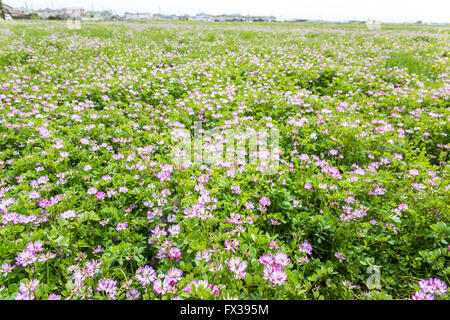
[194, 13, 213, 22]
[2, 4, 27, 19]
[177, 15, 192, 21]
[213, 14, 243, 22]
[125, 12, 152, 20]
[1, 4, 279, 22]
[8, 8, 27, 19]
[83, 10, 113, 20]
[251, 15, 277, 22]
[65, 8, 85, 18]
[151, 13, 164, 20]
[213, 14, 276, 23]
[36, 8, 68, 19]
[285, 19, 307, 23]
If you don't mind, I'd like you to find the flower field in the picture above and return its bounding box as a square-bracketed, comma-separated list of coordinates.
[0, 21, 449, 300]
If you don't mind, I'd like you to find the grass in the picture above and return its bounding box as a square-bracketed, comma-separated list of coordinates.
[385, 52, 437, 80]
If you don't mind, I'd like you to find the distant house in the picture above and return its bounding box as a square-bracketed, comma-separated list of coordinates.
[37, 8, 68, 20]
[264, 16, 277, 22]
[1, 3, 11, 18]
[2, 4, 27, 19]
[65, 8, 85, 18]
[8, 9, 27, 19]
[98, 10, 114, 20]
[82, 10, 112, 20]
[153, 14, 178, 20]
[124, 12, 152, 20]
[151, 13, 165, 20]
[214, 14, 238, 22]
[194, 13, 213, 22]
[250, 16, 276, 22]
[177, 15, 191, 21]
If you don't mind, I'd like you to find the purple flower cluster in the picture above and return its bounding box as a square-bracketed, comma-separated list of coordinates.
[135, 266, 183, 296]
[15, 279, 40, 300]
[227, 256, 247, 280]
[411, 278, 447, 300]
[97, 278, 118, 299]
[259, 248, 290, 286]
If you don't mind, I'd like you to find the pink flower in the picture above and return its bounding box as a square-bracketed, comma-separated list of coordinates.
[244, 202, 255, 210]
[259, 197, 271, 207]
[28, 191, 40, 200]
[299, 241, 312, 255]
[227, 256, 247, 279]
[1, 263, 14, 277]
[155, 163, 173, 182]
[270, 265, 288, 286]
[263, 264, 287, 286]
[168, 224, 181, 236]
[15, 279, 40, 300]
[87, 187, 98, 195]
[84, 259, 102, 277]
[153, 277, 171, 295]
[96, 278, 117, 299]
[230, 185, 241, 194]
[167, 247, 182, 261]
[15, 248, 37, 268]
[296, 256, 310, 263]
[198, 174, 210, 184]
[95, 192, 106, 200]
[226, 213, 243, 225]
[334, 252, 346, 262]
[224, 239, 240, 253]
[166, 268, 183, 285]
[126, 288, 140, 300]
[195, 250, 212, 262]
[273, 252, 290, 267]
[116, 222, 128, 231]
[269, 241, 279, 250]
[342, 280, 357, 289]
[258, 254, 274, 266]
[135, 266, 156, 286]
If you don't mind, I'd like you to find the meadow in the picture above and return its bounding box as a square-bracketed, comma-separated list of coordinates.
[0, 20, 448, 300]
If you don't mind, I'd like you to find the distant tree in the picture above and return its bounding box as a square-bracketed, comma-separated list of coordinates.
[26, 12, 40, 20]
[0, 0, 6, 20]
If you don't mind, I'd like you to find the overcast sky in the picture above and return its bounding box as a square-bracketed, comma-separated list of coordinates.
[4, 0, 450, 22]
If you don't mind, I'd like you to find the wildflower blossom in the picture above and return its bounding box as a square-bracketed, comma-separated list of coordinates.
[96, 278, 117, 299]
[273, 252, 290, 267]
[15, 248, 37, 267]
[224, 239, 240, 253]
[227, 257, 247, 280]
[116, 222, 128, 232]
[412, 278, 447, 299]
[15, 279, 40, 300]
[167, 247, 182, 261]
[299, 241, 313, 255]
[335, 252, 347, 262]
[126, 288, 140, 300]
[135, 266, 157, 287]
